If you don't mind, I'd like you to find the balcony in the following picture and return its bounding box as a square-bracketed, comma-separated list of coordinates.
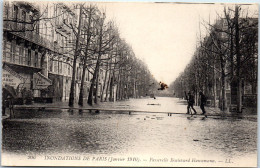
[4, 21, 68, 53]
[4, 21, 51, 48]
[4, 21, 75, 61]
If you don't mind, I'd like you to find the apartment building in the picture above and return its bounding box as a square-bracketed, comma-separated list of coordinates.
[2, 1, 96, 103]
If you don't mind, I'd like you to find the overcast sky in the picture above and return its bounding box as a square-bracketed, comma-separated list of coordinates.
[95, 2, 258, 85]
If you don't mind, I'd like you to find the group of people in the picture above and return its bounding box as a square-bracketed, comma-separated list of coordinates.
[186, 91, 207, 115]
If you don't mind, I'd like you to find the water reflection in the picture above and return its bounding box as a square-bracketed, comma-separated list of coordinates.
[78, 109, 83, 116]
[68, 109, 74, 115]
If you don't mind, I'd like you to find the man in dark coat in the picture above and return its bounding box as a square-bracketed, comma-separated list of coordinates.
[186, 91, 197, 115]
[199, 91, 207, 115]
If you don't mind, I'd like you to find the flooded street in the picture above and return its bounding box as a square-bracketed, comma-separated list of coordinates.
[2, 97, 257, 166]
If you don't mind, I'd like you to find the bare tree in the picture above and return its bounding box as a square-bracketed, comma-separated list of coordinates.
[69, 4, 83, 107]
[87, 14, 116, 105]
[78, 4, 100, 106]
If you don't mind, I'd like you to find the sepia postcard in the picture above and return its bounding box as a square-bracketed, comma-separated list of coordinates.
[1, 0, 258, 167]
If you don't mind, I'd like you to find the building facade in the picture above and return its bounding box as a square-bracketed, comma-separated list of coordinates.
[2, 1, 97, 103]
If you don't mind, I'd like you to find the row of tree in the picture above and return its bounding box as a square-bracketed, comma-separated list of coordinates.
[3, 2, 158, 106]
[66, 4, 157, 106]
[170, 5, 258, 112]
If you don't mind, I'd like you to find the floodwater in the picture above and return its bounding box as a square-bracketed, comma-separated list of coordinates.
[2, 97, 257, 166]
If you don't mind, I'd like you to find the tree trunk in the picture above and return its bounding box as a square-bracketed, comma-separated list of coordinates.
[213, 62, 217, 107]
[220, 57, 226, 111]
[133, 79, 136, 98]
[78, 8, 93, 106]
[109, 74, 114, 102]
[105, 70, 111, 101]
[235, 6, 242, 113]
[117, 74, 121, 100]
[101, 64, 109, 102]
[94, 67, 100, 104]
[69, 5, 83, 107]
[87, 61, 100, 105]
[88, 15, 105, 105]
[78, 66, 86, 106]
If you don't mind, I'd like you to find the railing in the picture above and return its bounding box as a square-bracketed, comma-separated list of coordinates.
[4, 21, 50, 49]
[4, 21, 75, 56]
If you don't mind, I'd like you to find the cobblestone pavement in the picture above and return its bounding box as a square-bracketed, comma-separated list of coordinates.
[2, 97, 257, 167]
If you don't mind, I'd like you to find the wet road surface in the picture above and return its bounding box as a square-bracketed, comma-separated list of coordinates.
[2, 97, 257, 166]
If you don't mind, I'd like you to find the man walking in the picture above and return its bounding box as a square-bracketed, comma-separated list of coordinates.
[199, 91, 207, 115]
[186, 91, 197, 115]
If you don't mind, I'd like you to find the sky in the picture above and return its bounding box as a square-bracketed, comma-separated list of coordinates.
[92, 2, 258, 85]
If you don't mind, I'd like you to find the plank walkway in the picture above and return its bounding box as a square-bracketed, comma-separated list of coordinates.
[12, 104, 240, 118]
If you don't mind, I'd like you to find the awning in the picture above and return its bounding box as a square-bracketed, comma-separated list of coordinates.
[33, 72, 52, 89]
[2, 64, 24, 88]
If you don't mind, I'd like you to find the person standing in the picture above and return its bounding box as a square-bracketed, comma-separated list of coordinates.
[2, 98, 6, 116]
[186, 91, 197, 115]
[199, 91, 207, 115]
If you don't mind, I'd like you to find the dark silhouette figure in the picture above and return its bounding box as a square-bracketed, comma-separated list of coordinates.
[7, 96, 14, 118]
[2, 91, 8, 116]
[158, 81, 168, 90]
[2, 99, 6, 116]
[186, 91, 197, 115]
[199, 91, 207, 115]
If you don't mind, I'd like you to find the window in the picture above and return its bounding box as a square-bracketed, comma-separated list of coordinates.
[24, 47, 28, 65]
[19, 44, 24, 65]
[11, 40, 16, 63]
[35, 52, 38, 67]
[59, 59, 62, 74]
[54, 59, 58, 73]
[22, 10, 26, 30]
[68, 63, 70, 75]
[14, 43, 20, 64]
[13, 5, 18, 29]
[4, 3, 9, 19]
[29, 15, 33, 30]
[13, 5, 18, 20]
[31, 50, 35, 66]
[28, 49, 31, 66]
[49, 56, 53, 72]
[3, 39, 7, 61]
[63, 62, 66, 75]
[38, 52, 42, 67]
[5, 40, 12, 62]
